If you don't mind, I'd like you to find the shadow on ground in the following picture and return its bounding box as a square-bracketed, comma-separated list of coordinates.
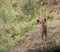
[27, 45, 60, 52]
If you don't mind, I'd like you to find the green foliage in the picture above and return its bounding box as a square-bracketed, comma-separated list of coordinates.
[0, 34, 9, 48]
[14, 19, 37, 43]
[21, 0, 34, 16]
[20, 15, 27, 21]
[0, 4, 7, 23]
[0, 0, 58, 50]
[47, 15, 54, 20]
[0, 46, 10, 52]
[20, 19, 36, 36]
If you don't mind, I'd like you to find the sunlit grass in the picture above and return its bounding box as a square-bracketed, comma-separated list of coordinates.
[0, 0, 60, 51]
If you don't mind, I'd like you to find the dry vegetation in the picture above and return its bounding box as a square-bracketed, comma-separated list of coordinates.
[0, 0, 60, 52]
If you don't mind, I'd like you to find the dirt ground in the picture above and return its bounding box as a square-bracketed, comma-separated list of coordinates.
[10, 20, 60, 52]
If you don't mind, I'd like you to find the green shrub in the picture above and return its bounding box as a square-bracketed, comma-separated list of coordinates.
[0, 5, 7, 23]
[21, 0, 34, 16]
[47, 15, 54, 20]
[0, 46, 10, 52]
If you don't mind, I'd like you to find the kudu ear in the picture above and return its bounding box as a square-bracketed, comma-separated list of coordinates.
[37, 19, 40, 23]
[37, 19, 42, 24]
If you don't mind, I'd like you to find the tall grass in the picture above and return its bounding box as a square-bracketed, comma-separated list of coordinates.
[0, 4, 7, 23]
[15, 18, 37, 43]
[0, 46, 10, 52]
[0, 0, 57, 51]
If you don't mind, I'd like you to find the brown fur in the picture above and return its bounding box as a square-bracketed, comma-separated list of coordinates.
[37, 18, 47, 41]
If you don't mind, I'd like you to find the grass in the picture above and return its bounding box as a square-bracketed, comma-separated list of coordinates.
[0, 0, 60, 52]
[0, 46, 10, 52]
[15, 18, 37, 43]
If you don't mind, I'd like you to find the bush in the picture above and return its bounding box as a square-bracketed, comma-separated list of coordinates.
[0, 45, 10, 52]
[21, 0, 34, 16]
[47, 15, 54, 20]
[0, 5, 7, 23]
